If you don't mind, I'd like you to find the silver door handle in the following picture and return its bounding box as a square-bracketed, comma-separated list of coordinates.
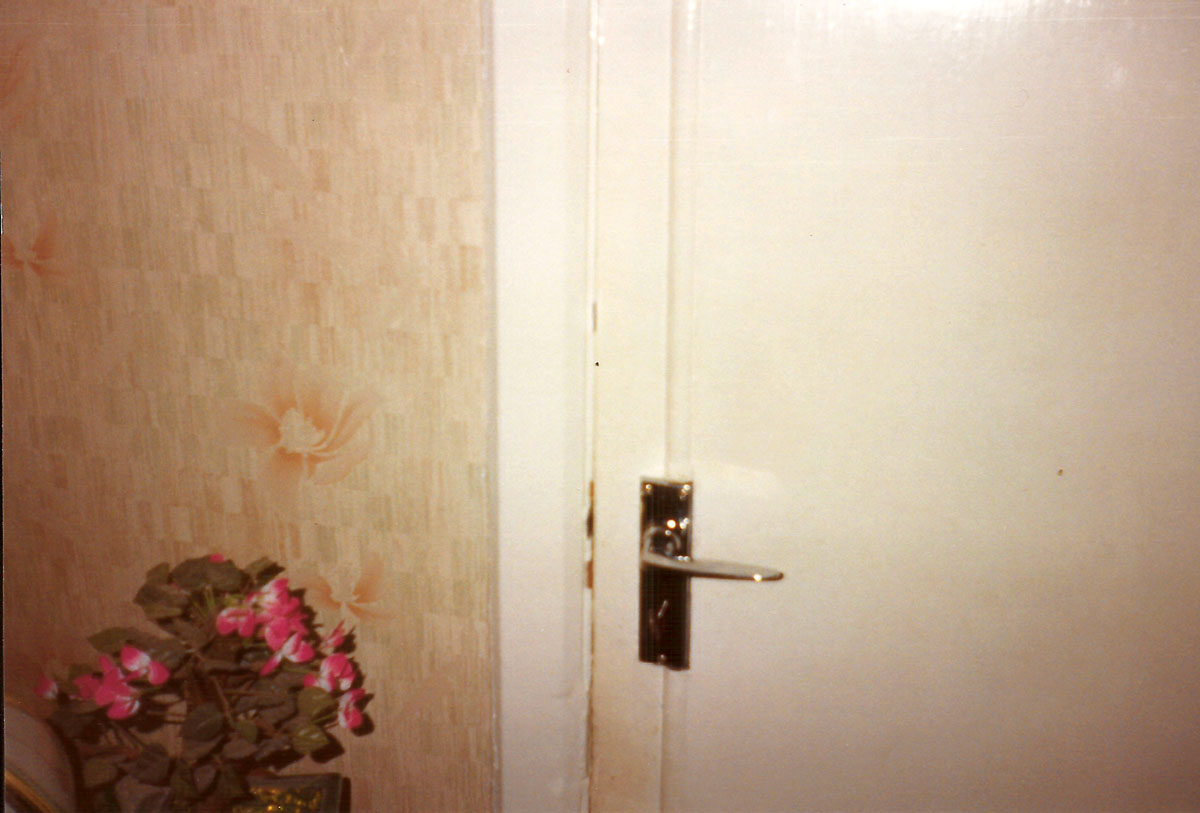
[639, 478, 783, 669]
[641, 525, 783, 581]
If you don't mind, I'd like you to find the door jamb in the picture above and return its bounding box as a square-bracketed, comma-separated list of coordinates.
[493, 0, 594, 809]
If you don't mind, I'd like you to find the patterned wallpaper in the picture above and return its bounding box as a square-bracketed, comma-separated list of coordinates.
[1, 2, 495, 809]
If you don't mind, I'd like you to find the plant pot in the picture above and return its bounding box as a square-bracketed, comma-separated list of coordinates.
[234, 773, 345, 813]
[4, 701, 77, 813]
[95, 772, 345, 812]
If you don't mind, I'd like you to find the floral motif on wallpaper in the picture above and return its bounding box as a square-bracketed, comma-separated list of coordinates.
[227, 358, 382, 506]
[297, 554, 393, 624]
[1, 209, 71, 279]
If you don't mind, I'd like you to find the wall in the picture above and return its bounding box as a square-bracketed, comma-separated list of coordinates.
[1, 2, 495, 809]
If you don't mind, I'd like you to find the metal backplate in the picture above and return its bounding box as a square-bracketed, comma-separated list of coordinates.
[639, 478, 692, 669]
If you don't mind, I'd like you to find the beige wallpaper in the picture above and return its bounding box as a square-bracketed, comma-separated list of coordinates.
[1, 2, 495, 809]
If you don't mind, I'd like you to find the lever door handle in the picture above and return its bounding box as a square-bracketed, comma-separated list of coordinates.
[639, 478, 783, 669]
[641, 526, 783, 581]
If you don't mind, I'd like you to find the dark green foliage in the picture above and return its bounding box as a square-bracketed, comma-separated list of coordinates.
[296, 687, 335, 718]
[129, 744, 171, 786]
[40, 555, 368, 812]
[169, 557, 244, 592]
[82, 758, 119, 789]
[290, 723, 331, 756]
[180, 704, 223, 744]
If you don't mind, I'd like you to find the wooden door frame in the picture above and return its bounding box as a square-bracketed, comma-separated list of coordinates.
[493, 0, 593, 810]
[493, 1, 683, 808]
[586, 1, 679, 809]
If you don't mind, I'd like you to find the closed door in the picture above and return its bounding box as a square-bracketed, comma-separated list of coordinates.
[589, 2, 1200, 810]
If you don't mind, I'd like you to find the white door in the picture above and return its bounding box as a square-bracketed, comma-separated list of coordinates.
[589, 2, 1200, 810]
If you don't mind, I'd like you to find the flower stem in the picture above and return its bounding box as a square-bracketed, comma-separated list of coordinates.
[207, 672, 237, 728]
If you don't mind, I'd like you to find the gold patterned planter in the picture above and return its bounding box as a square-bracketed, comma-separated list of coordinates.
[233, 774, 345, 813]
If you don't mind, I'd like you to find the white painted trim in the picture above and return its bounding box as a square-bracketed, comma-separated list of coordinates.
[493, 1, 592, 810]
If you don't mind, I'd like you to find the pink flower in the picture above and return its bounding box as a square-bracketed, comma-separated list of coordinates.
[250, 578, 302, 621]
[245, 578, 312, 652]
[119, 646, 170, 686]
[259, 633, 315, 675]
[105, 693, 141, 720]
[73, 674, 100, 700]
[337, 688, 366, 730]
[209, 553, 227, 562]
[35, 675, 59, 700]
[215, 606, 258, 638]
[262, 614, 310, 652]
[303, 653, 357, 693]
[219, 578, 313, 655]
[320, 621, 348, 652]
[91, 657, 141, 720]
[254, 577, 289, 604]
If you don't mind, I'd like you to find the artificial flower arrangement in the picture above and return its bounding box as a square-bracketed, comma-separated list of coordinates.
[35, 555, 370, 812]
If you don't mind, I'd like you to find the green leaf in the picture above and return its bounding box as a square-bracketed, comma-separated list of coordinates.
[270, 670, 309, 691]
[82, 757, 119, 789]
[221, 736, 258, 760]
[169, 619, 208, 649]
[169, 760, 198, 801]
[111, 775, 171, 813]
[215, 764, 247, 804]
[296, 686, 335, 718]
[129, 744, 171, 786]
[244, 557, 282, 585]
[193, 763, 217, 794]
[204, 634, 241, 662]
[66, 698, 100, 715]
[145, 562, 171, 584]
[170, 557, 211, 589]
[253, 735, 289, 761]
[139, 602, 183, 621]
[181, 734, 222, 761]
[256, 677, 293, 699]
[258, 697, 297, 726]
[142, 644, 186, 673]
[181, 703, 224, 743]
[128, 630, 186, 654]
[87, 627, 140, 655]
[206, 559, 246, 592]
[134, 581, 190, 608]
[171, 557, 245, 592]
[234, 719, 259, 743]
[232, 679, 286, 713]
[290, 722, 330, 755]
